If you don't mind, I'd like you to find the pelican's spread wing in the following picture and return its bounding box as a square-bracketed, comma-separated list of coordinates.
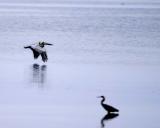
[41, 52, 48, 62]
[24, 46, 40, 59]
[32, 49, 40, 59]
[24, 43, 49, 62]
[34, 45, 47, 60]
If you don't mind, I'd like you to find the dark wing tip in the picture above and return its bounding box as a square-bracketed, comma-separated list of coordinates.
[41, 52, 48, 62]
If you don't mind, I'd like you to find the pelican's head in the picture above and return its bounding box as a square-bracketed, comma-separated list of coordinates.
[39, 41, 53, 47]
[39, 41, 45, 48]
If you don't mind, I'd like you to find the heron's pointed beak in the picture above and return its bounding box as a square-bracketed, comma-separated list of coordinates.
[97, 96, 101, 98]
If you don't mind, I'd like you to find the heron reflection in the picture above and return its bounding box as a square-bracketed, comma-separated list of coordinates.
[101, 113, 119, 128]
[31, 63, 47, 87]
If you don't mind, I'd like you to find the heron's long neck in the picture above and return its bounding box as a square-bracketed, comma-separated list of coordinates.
[101, 97, 105, 105]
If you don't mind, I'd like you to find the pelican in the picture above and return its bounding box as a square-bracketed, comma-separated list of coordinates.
[98, 96, 119, 113]
[24, 41, 53, 62]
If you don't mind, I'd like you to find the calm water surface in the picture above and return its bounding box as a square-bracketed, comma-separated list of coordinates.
[0, 2, 160, 128]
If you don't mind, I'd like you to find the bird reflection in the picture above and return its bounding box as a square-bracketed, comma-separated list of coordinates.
[31, 63, 47, 87]
[101, 113, 119, 128]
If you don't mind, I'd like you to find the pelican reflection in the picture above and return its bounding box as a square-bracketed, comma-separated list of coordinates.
[31, 63, 47, 87]
[101, 113, 119, 128]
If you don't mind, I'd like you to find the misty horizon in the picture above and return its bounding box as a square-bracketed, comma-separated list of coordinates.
[0, 0, 160, 4]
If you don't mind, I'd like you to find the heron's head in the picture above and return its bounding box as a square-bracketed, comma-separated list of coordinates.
[97, 96, 105, 99]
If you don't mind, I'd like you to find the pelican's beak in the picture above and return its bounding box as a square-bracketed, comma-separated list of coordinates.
[44, 42, 53, 46]
[46, 43, 53, 46]
[47, 43, 53, 46]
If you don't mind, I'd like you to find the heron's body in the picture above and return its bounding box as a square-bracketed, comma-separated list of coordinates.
[98, 96, 119, 113]
[24, 41, 52, 62]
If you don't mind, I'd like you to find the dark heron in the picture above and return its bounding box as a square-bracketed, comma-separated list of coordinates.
[24, 41, 53, 62]
[98, 96, 119, 113]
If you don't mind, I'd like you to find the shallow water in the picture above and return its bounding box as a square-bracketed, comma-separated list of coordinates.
[0, 1, 160, 128]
